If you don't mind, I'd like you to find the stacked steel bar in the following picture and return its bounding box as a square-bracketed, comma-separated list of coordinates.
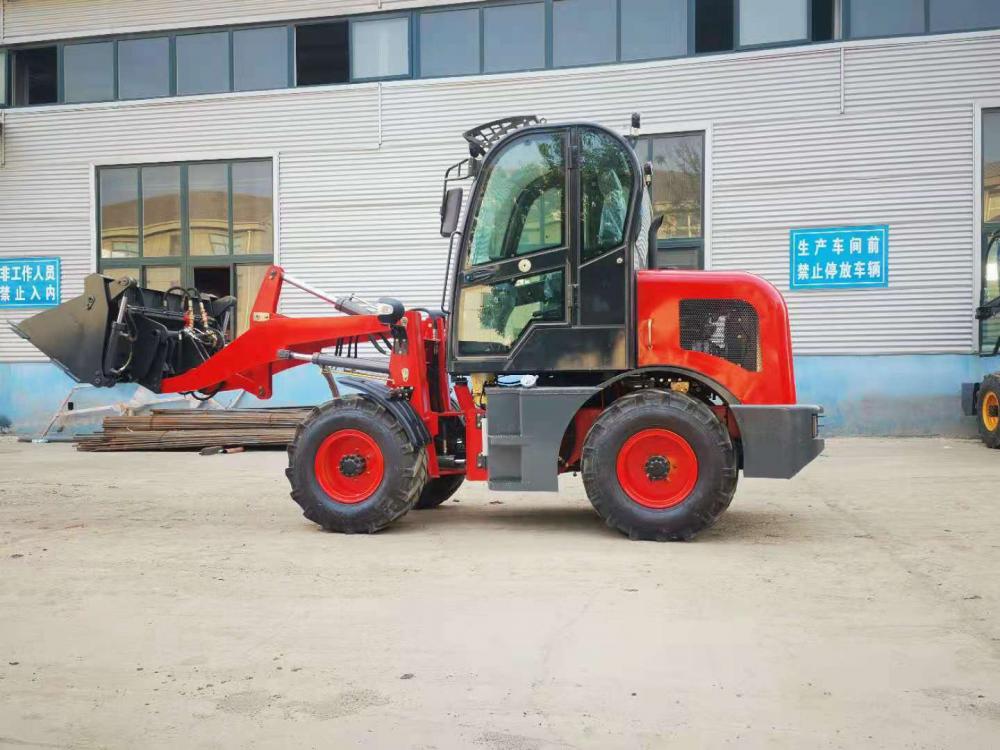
[76, 408, 313, 452]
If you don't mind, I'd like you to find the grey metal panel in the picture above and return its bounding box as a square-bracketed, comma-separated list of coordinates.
[2, 31, 1000, 360]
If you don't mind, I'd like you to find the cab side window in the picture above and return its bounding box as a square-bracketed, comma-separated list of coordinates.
[467, 133, 565, 267]
[580, 129, 634, 262]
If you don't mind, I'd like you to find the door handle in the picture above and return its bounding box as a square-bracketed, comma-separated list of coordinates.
[464, 268, 497, 284]
[645, 317, 654, 350]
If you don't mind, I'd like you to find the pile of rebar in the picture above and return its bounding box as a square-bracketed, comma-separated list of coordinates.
[76, 408, 313, 452]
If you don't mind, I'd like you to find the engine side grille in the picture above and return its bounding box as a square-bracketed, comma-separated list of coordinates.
[679, 299, 760, 372]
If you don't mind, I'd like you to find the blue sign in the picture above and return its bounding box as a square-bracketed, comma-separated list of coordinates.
[790, 225, 888, 290]
[0, 257, 61, 308]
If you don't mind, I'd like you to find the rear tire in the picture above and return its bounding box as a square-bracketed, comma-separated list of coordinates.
[414, 474, 465, 509]
[977, 373, 1000, 448]
[581, 390, 737, 541]
[286, 397, 427, 533]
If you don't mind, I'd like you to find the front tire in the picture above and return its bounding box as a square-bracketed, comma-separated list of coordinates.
[581, 390, 737, 541]
[978, 373, 1000, 448]
[414, 474, 465, 509]
[286, 397, 428, 533]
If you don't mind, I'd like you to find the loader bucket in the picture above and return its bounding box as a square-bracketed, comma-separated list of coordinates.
[11, 273, 234, 393]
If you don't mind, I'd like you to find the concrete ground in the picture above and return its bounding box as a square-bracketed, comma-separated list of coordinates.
[0, 437, 998, 749]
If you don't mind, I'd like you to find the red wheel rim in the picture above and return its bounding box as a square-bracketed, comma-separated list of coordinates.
[615, 428, 698, 509]
[314, 429, 385, 504]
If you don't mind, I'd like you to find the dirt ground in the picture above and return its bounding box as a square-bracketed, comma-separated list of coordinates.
[0, 437, 998, 749]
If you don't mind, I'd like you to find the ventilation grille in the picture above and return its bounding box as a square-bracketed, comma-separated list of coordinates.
[679, 299, 760, 372]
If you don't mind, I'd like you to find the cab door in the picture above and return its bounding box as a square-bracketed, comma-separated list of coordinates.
[449, 129, 571, 374]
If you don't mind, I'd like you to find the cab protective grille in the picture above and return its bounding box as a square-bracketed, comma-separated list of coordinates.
[679, 299, 760, 372]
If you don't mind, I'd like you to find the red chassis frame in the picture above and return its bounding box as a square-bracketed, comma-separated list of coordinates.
[161, 265, 477, 482]
[160, 265, 800, 487]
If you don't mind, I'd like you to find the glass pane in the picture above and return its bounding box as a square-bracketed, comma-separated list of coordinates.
[695, 0, 734, 52]
[484, 3, 545, 73]
[351, 17, 410, 79]
[739, 0, 807, 46]
[100, 168, 139, 258]
[63, 42, 114, 103]
[236, 264, 270, 336]
[12, 47, 58, 106]
[848, 0, 924, 38]
[142, 166, 181, 257]
[580, 129, 634, 261]
[0, 52, 7, 106]
[104, 267, 140, 284]
[650, 134, 703, 240]
[518, 188, 564, 255]
[420, 10, 480, 77]
[145, 266, 182, 293]
[985, 111, 1000, 223]
[621, 0, 687, 62]
[553, 0, 617, 67]
[656, 245, 701, 270]
[118, 36, 170, 100]
[931, 0, 1000, 32]
[468, 133, 565, 266]
[296, 22, 350, 86]
[234, 27, 289, 91]
[189, 163, 230, 256]
[457, 270, 564, 355]
[232, 161, 273, 254]
[177, 32, 230, 95]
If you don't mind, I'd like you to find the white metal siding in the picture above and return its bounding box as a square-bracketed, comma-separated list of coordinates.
[2, 31, 999, 360]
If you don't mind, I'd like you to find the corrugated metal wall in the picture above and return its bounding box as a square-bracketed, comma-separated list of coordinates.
[1, 23, 998, 360]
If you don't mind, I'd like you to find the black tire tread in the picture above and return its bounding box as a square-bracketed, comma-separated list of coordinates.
[414, 474, 465, 509]
[977, 373, 1000, 449]
[581, 389, 738, 541]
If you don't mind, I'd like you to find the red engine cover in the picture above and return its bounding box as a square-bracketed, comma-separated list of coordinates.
[636, 270, 797, 405]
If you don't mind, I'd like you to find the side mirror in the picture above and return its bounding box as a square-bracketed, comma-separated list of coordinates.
[440, 187, 463, 238]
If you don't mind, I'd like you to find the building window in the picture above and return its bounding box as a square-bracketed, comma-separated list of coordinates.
[233, 27, 290, 91]
[296, 21, 350, 85]
[634, 132, 705, 269]
[11, 47, 58, 106]
[739, 0, 808, 46]
[0, 52, 6, 106]
[351, 17, 410, 80]
[621, 0, 688, 61]
[848, 0, 925, 39]
[695, 0, 735, 53]
[98, 159, 275, 336]
[982, 110, 1000, 353]
[553, 0, 618, 68]
[118, 36, 171, 100]
[419, 9, 481, 77]
[63, 41, 115, 103]
[811, 0, 840, 41]
[930, 0, 1000, 33]
[176, 32, 230, 95]
[484, 3, 546, 73]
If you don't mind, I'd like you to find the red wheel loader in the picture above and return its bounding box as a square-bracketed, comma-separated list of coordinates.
[13, 116, 823, 540]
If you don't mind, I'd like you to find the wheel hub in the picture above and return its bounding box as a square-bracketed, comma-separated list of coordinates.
[339, 454, 366, 477]
[644, 455, 670, 481]
[616, 429, 699, 509]
[313, 429, 385, 504]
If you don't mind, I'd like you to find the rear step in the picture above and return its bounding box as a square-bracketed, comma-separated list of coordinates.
[11, 273, 235, 393]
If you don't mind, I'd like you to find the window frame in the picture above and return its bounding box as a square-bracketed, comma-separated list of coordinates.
[415, 6, 484, 79]
[843, 0, 928, 40]
[977, 104, 1000, 354]
[349, 13, 414, 83]
[736, 0, 813, 50]
[632, 129, 709, 270]
[95, 156, 278, 304]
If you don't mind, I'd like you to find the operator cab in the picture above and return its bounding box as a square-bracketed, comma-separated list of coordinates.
[443, 118, 647, 376]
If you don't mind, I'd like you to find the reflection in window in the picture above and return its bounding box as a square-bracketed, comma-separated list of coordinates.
[145, 266, 182, 293]
[118, 37, 170, 100]
[352, 17, 410, 79]
[580, 129, 634, 261]
[296, 22, 350, 85]
[468, 133, 565, 266]
[420, 9, 481, 77]
[100, 168, 140, 258]
[234, 27, 289, 91]
[142, 166, 182, 257]
[236, 265, 270, 335]
[982, 109, 1000, 353]
[985, 111, 1000, 224]
[647, 134, 704, 240]
[12, 47, 58, 106]
[63, 42, 115, 103]
[233, 161, 274, 254]
[739, 0, 807, 46]
[930, 0, 1000, 32]
[484, 3, 546, 73]
[848, 0, 924, 38]
[458, 270, 565, 355]
[553, 0, 617, 68]
[189, 163, 230, 256]
[695, 0, 735, 53]
[621, 0, 688, 61]
[177, 32, 231, 95]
